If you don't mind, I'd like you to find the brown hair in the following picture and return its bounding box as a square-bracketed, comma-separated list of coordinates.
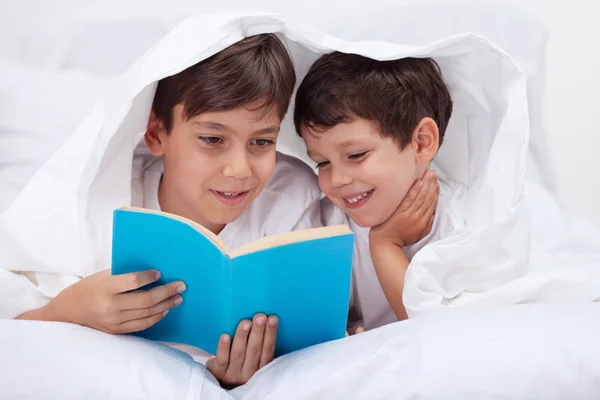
[293, 52, 452, 148]
[153, 34, 296, 132]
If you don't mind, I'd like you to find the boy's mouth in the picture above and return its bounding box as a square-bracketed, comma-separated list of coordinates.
[342, 189, 374, 209]
[211, 190, 250, 206]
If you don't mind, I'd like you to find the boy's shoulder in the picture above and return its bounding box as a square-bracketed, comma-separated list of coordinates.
[399, 177, 468, 257]
[261, 151, 322, 204]
[438, 177, 468, 200]
[240, 152, 322, 236]
[436, 177, 468, 229]
[320, 196, 350, 227]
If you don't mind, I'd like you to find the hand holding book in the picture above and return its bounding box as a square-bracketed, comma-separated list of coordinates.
[17, 269, 185, 333]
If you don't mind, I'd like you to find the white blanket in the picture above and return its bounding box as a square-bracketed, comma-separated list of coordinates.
[2, 11, 600, 319]
[2, 4, 600, 399]
[4, 304, 600, 399]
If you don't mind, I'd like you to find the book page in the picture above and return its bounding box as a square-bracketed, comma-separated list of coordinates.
[120, 206, 228, 253]
[229, 225, 352, 258]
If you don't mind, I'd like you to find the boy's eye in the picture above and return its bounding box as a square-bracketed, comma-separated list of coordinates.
[251, 139, 275, 148]
[315, 161, 330, 169]
[199, 136, 223, 145]
[349, 151, 367, 160]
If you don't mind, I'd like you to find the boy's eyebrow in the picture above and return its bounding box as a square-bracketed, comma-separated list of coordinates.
[339, 140, 357, 149]
[191, 121, 279, 134]
[251, 126, 280, 135]
[192, 121, 229, 131]
[306, 140, 358, 158]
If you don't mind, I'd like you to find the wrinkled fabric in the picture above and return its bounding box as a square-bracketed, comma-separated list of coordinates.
[2, 10, 599, 322]
[2, 6, 600, 400]
[4, 304, 600, 399]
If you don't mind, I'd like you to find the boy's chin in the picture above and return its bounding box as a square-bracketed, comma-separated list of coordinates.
[202, 205, 246, 227]
[210, 210, 244, 225]
[348, 213, 387, 229]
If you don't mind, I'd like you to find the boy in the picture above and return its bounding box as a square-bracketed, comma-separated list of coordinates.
[17, 34, 323, 388]
[294, 53, 463, 329]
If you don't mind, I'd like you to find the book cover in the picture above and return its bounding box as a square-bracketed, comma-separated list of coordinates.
[111, 207, 354, 356]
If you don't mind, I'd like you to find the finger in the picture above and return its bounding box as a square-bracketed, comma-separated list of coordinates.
[420, 185, 438, 236]
[206, 357, 218, 377]
[242, 314, 267, 379]
[422, 213, 436, 237]
[416, 176, 438, 217]
[207, 334, 232, 379]
[411, 172, 435, 213]
[119, 293, 183, 322]
[398, 179, 425, 212]
[421, 184, 439, 220]
[355, 327, 365, 334]
[118, 280, 186, 310]
[259, 316, 278, 369]
[117, 309, 168, 334]
[228, 319, 252, 375]
[113, 269, 161, 293]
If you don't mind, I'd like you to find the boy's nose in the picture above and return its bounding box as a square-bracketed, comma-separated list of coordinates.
[223, 152, 252, 179]
[330, 165, 352, 188]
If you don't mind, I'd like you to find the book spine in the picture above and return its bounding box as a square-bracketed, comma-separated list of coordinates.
[225, 256, 234, 334]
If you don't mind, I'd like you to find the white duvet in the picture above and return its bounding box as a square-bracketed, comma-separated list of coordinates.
[4, 304, 600, 399]
[2, 2, 600, 399]
[2, 10, 600, 318]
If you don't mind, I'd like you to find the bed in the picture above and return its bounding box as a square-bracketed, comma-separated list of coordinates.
[2, 2, 600, 398]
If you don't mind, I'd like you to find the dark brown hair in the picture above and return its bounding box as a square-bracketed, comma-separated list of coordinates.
[153, 34, 296, 132]
[293, 52, 452, 148]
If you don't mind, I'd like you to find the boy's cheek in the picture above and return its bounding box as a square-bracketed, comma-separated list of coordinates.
[259, 156, 277, 184]
[317, 171, 330, 192]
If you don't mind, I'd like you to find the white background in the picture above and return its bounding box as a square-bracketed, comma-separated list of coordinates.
[1, 0, 599, 224]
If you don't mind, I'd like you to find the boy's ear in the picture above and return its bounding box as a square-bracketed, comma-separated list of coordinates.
[412, 117, 440, 165]
[145, 109, 167, 157]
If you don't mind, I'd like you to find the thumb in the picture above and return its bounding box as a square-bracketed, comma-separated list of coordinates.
[206, 356, 217, 372]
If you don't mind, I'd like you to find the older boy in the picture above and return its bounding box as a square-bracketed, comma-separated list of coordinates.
[17, 34, 323, 388]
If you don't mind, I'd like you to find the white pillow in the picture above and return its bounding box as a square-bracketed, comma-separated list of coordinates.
[3, 304, 600, 399]
[0, 59, 111, 213]
[0, 320, 224, 400]
[234, 304, 600, 399]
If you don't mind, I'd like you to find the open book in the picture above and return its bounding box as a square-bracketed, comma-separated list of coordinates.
[111, 207, 354, 357]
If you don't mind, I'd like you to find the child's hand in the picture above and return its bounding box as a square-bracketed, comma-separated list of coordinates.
[38, 269, 185, 334]
[346, 327, 365, 336]
[370, 170, 439, 248]
[206, 313, 278, 389]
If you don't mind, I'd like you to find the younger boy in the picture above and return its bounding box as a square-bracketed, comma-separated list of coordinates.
[17, 34, 323, 388]
[294, 53, 465, 329]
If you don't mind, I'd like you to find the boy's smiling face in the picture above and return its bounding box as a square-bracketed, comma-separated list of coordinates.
[303, 118, 424, 228]
[146, 100, 280, 234]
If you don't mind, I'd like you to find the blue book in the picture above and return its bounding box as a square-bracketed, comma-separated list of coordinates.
[111, 207, 354, 357]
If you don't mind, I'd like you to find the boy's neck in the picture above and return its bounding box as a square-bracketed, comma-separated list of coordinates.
[157, 176, 226, 236]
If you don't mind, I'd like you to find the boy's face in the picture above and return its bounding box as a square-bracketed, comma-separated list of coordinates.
[303, 118, 421, 228]
[146, 101, 280, 233]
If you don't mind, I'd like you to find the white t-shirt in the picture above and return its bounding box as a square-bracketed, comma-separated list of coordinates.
[130, 151, 323, 362]
[322, 178, 467, 331]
